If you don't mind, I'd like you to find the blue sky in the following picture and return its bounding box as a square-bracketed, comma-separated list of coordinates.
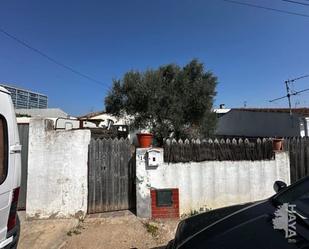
[1, 0, 309, 116]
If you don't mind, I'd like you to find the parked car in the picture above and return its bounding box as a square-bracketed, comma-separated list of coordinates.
[167, 176, 309, 249]
[0, 86, 21, 249]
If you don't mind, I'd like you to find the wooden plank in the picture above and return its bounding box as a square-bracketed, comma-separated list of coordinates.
[118, 140, 123, 210]
[305, 137, 309, 176]
[300, 138, 305, 180]
[296, 138, 300, 181]
[289, 138, 296, 183]
[129, 141, 136, 209]
[87, 140, 92, 213]
[109, 139, 114, 211]
[118, 139, 123, 210]
[87, 141, 91, 213]
[92, 139, 97, 213]
[304, 137, 309, 176]
[114, 139, 120, 211]
[88, 139, 95, 213]
[96, 139, 104, 213]
[87, 139, 93, 213]
[115, 139, 120, 211]
[92, 139, 98, 213]
[111, 139, 117, 211]
[118, 139, 125, 210]
[94, 139, 98, 213]
[94, 139, 99, 213]
[122, 140, 128, 209]
[103, 139, 108, 212]
[101, 139, 108, 212]
[107, 139, 112, 212]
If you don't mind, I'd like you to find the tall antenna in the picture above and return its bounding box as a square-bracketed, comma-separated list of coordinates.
[269, 75, 309, 115]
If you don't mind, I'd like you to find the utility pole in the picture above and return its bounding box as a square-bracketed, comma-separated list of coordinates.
[269, 75, 309, 116]
[284, 80, 292, 115]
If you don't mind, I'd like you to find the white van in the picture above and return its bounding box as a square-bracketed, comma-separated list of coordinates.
[0, 86, 21, 249]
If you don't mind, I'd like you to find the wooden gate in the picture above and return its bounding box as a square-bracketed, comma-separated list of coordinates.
[88, 138, 135, 213]
[284, 137, 309, 183]
[17, 123, 29, 210]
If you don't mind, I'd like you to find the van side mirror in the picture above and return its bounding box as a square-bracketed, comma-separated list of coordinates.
[273, 181, 287, 193]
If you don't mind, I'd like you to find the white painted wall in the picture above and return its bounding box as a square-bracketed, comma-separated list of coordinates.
[136, 148, 290, 218]
[26, 118, 91, 219]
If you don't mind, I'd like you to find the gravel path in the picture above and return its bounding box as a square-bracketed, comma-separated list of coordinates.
[18, 211, 179, 249]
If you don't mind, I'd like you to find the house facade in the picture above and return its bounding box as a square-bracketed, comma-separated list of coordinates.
[78, 111, 129, 127]
[78, 111, 136, 141]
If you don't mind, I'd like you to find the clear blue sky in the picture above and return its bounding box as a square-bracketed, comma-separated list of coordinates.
[1, 0, 309, 116]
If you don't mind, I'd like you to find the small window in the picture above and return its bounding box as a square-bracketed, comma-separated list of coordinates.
[0, 115, 8, 184]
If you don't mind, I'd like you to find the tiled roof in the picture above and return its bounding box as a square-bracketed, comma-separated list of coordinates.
[232, 108, 309, 116]
[78, 110, 106, 119]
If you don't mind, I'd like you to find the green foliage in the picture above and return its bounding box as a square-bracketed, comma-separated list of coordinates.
[144, 222, 159, 237]
[105, 59, 217, 143]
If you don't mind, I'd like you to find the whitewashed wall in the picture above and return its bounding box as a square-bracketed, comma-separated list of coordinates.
[26, 118, 91, 219]
[136, 148, 290, 218]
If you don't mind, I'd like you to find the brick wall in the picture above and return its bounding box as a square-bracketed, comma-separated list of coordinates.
[151, 188, 179, 219]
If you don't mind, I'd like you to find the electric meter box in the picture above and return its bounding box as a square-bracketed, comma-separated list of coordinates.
[147, 148, 163, 168]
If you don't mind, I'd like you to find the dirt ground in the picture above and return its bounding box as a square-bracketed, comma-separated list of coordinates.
[18, 211, 179, 249]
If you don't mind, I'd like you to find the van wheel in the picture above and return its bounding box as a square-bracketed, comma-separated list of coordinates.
[4, 214, 20, 249]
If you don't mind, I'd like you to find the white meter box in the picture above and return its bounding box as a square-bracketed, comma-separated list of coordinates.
[147, 148, 163, 168]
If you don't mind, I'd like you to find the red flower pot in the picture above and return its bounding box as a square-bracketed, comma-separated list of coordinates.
[137, 133, 153, 148]
[273, 138, 283, 151]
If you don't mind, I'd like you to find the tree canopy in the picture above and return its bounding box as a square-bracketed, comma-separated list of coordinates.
[105, 59, 218, 143]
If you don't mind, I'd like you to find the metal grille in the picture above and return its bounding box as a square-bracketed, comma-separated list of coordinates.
[156, 189, 173, 207]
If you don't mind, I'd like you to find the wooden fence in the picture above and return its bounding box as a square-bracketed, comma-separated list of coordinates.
[88, 138, 135, 213]
[163, 138, 274, 163]
[284, 137, 309, 183]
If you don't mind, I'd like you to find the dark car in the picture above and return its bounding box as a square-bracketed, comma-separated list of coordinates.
[167, 176, 309, 249]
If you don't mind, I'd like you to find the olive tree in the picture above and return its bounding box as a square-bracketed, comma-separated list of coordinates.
[105, 59, 218, 144]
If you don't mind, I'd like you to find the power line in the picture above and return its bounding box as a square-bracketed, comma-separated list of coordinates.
[282, 0, 309, 7]
[223, 0, 309, 18]
[0, 27, 109, 90]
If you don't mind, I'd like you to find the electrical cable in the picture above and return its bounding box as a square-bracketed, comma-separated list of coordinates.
[223, 0, 309, 18]
[0, 27, 109, 90]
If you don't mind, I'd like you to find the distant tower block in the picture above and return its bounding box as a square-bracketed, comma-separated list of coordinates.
[0, 84, 48, 109]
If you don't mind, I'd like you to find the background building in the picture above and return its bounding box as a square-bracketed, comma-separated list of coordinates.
[216, 108, 309, 138]
[0, 83, 48, 109]
[15, 108, 69, 119]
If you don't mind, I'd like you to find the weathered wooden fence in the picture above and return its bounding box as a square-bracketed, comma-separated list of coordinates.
[284, 137, 309, 183]
[164, 138, 274, 163]
[88, 138, 135, 213]
[18, 123, 29, 210]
